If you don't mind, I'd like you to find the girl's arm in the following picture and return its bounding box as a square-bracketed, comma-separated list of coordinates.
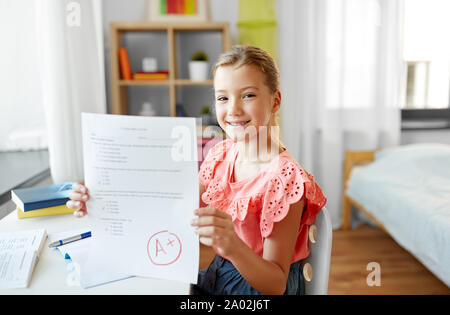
[230, 197, 305, 294]
[192, 196, 305, 295]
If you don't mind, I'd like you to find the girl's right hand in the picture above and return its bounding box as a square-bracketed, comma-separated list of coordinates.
[67, 181, 89, 218]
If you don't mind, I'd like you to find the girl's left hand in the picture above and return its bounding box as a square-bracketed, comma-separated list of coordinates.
[191, 207, 241, 258]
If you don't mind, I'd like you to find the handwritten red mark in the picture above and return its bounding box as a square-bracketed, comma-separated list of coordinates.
[155, 239, 167, 257]
[147, 230, 182, 266]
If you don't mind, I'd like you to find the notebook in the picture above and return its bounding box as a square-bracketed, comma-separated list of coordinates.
[0, 229, 47, 289]
[16, 205, 75, 219]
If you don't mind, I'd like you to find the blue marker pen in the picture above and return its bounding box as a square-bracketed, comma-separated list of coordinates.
[48, 231, 91, 248]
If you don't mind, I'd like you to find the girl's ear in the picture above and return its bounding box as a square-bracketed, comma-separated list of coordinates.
[271, 90, 282, 113]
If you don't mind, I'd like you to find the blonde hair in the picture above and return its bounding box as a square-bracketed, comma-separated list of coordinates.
[212, 45, 281, 127]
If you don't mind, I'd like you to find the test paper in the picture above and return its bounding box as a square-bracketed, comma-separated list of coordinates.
[81, 113, 199, 284]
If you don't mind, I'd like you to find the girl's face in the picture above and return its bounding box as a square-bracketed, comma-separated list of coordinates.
[213, 64, 281, 142]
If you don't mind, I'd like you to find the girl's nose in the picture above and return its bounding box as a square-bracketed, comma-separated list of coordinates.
[228, 99, 244, 116]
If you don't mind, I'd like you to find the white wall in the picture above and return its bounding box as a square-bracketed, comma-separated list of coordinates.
[401, 129, 450, 145]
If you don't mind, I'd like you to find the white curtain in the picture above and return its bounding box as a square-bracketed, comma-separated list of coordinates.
[279, 0, 404, 228]
[0, 1, 47, 151]
[35, 0, 107, 183]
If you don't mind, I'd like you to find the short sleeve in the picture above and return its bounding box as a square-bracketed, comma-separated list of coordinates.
[198, 140, 233, 188]
[301, 171, 327, 226]
[260, 160, 327, 238]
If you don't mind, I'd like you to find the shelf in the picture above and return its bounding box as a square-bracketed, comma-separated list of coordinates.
[112, 21, 230, 32]
[110, 21, 231, 116]
[118, 79, 214, 87]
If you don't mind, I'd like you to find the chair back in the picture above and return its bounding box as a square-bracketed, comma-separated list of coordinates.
[302, 207, 333, 295]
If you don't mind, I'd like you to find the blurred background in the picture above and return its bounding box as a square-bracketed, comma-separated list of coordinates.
[1, 0, 449, 294]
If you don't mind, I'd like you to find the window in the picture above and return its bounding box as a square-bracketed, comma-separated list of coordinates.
[401, 0, 450, 127]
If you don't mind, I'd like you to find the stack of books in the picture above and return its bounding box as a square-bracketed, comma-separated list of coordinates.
[11, 182, 75, 219]
[118, 46, 169, 81]
[161, 0, 197, 15]
[133, 71, 169, 81]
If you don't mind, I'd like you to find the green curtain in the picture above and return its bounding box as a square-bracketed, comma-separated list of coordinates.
[238, 0, 278, 61]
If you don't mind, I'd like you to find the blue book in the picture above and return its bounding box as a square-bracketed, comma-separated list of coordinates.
[11, 182, 75, 212]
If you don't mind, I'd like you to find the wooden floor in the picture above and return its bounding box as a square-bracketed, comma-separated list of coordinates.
[328, 225, 449, 295]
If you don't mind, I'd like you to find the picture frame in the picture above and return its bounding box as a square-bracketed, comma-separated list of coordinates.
[148, 0, 210, 21]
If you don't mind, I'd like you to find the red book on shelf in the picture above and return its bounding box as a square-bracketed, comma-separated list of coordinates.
[167, 0, 176, 14]
[118, 47, 132, 80]
[176, 0, 184, 14]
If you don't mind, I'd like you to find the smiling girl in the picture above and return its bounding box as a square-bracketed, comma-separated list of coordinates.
[191, 45, 327, 295]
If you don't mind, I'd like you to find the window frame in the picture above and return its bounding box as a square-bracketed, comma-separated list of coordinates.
[400, 73, 450, 130]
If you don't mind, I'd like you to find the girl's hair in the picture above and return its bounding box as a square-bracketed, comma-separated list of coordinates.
[212, 45, 281, 127]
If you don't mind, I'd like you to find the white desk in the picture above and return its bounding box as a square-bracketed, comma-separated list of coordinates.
[0, 210, 190, 294]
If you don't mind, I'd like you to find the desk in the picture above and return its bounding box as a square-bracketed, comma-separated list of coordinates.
[0, 210, 191, 294]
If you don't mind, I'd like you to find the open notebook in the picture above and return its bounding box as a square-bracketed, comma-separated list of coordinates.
[0, 229, 47, 289]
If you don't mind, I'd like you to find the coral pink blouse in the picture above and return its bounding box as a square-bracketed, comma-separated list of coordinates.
[199, 139, 327, 263]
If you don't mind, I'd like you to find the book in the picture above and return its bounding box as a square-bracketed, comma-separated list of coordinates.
[176, 104, 187, 117]
[186, 0, 196, 15]
[11, 182, 75, 212]
[135, 71, 169, 75]
[167, 0, 176, 14]
[0, 229, 47, 289]
[133, 76, 168, 81]
[118, 47, 132, 80]
[176, 0, 184, 14]
[16, 205, 75, 219]
[133, 72, 169, 80]
[160, 0, 167, 15]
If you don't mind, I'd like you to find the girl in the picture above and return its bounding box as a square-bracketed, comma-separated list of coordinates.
[68, 45, 326, 295]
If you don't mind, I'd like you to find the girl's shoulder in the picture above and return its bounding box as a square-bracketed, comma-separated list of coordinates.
[265, 150, 308, 186]
[268, 152, 324, 204]
[259, 152, 327, 236]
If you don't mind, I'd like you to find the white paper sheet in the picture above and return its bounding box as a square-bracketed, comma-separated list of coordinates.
[81, 113, 199, 284]
[48, 228, 91, 260]
[48, 228, 131, 288]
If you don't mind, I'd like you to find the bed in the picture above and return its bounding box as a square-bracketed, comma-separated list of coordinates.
[341, 143, 450, 287]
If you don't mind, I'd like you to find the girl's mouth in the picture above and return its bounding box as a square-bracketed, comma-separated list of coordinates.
[226, 120, 251, 127]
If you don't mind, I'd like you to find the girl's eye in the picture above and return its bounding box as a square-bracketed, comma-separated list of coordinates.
[244, 93, 255, 99]
[217, 96, 227, 102]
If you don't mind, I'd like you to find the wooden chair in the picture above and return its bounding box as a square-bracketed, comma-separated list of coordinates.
[301, 207, 333, 295]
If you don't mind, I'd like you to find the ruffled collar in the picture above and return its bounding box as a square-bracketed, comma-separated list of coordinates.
[201, 141, 292, 221]
[228, 142, 289, 189]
